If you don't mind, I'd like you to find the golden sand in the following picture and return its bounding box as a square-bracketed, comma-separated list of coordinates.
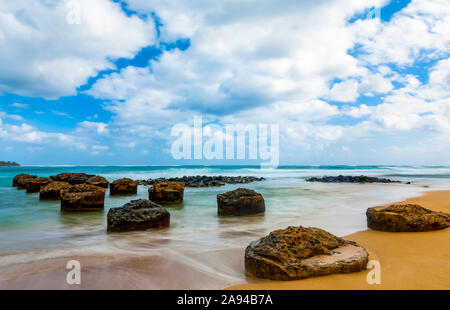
[227, 190, 450, 290]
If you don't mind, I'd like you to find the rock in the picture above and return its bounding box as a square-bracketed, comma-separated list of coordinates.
[367, 204, 450, 232]
[137, 175, 264, 187]
[110, 178, 138, 195]
[306, 175, 401, 183]
[217, 188, 265, 216]
[50, 173, 94, 185]
[13, 174, 37, 188]
[87, 176, 109, 188]
[60, 184, 106, 212]
[25, 177, 53, 193]
[149, 181, 185, 204]
[107, 199, 170, 232]
[39, 181, 72, 200]
[245, 226, 369, 281]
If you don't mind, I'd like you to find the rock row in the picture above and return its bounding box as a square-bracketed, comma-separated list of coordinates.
[306, 175, 401, 183]
[14, 173, 446, 282]
[138, 175, 265, 187]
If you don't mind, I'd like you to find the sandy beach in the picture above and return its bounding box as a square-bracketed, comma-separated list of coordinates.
[227, 190, 450, 290]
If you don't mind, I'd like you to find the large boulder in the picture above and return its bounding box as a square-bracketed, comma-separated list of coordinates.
[60, 184, 106, 212]
[367, 204, 450, 232]
[217, 188, 265, 216]
[50, 173, 94, 185]
[39, 181, 72, 200]
[25, 177, 53, 193]
[148, 181, 184, 204]
[245, 226, 368, 281]
[107, 199, 170, 232]
[13, 174, 37, 189]
[87, 175, 109, 188]
[109, 178, 138, 195]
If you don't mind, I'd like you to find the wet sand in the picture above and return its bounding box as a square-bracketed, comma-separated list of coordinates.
[227, 190, 450, 290]
[0, 248, 247, 290]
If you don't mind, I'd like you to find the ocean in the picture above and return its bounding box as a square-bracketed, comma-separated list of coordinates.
[0, 165, 449, 289]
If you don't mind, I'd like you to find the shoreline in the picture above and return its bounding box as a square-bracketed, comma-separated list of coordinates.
[226, 190, 450, 290]
[0, 184, 448, 289]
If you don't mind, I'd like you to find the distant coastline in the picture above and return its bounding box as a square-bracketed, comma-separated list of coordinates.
[0, 161, 20, 167]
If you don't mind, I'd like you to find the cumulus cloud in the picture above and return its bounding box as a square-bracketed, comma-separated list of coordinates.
[87, 0, 386, 143]
[0, 116, 112, 150]
[344, 104, 373, 118]
[82, 0, 450, 160]
[0, 111, 24, 121]
[353, 0, 450, 66]
[0, 117, 87, 148]
[90, 0, 387, 111]
[1, 0, 449, 164]
[75, 121, 109, 135]
[0, 0, 156, 99]
[328, 79, 360, 102]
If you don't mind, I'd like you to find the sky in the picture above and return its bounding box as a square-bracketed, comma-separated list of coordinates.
[0, 0, 449, 166]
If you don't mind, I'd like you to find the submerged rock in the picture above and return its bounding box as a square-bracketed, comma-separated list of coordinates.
[306, 175, 401, 183]
[245, 226, 368, 280]
[25, 177, 53, 193]
[110, 178, 138, 195]
[39, 181, 72, 200]
[138, 175, 265, 187]
[217, 188, 265, 216]
[87, 175, 109, 188]
[13, 174, 37, 188]
[149, 181, 185, 204]
[367, 204, 450, 232]
[60, 184, 105, 212]
[107, 199, 170, 232]
[50, 173, 94, 185]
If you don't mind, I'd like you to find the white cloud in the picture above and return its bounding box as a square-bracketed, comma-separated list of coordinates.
[90, 1, 387, 108]
[354, 59, 450, 134]
[358, 71, 394, 96]
[353, 0, 450, 66]
[0, 0, 156, 99]
[0, 117, 87, 149]
[83, 0, 450, 158]
[52, 110, 73, 119]
[10, 102, 28, 109]
[344, 104, 373, 118]
[0, 111, 24, 121]
[328, 79, 360, 102]
[91, 144, 109, 155]
[87, 0, 386, 143]
[2, 0, 449, 164]
[0, 117, 112, 150]
[76, 121, 109, 135]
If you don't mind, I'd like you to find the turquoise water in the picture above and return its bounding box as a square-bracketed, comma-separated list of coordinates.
[0, 165, 449, 289]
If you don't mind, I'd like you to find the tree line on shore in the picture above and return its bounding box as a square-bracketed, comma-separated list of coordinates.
[0, 161, 20, 167]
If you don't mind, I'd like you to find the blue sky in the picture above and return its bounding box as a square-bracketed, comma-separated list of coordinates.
[0, 0, 449, 165]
